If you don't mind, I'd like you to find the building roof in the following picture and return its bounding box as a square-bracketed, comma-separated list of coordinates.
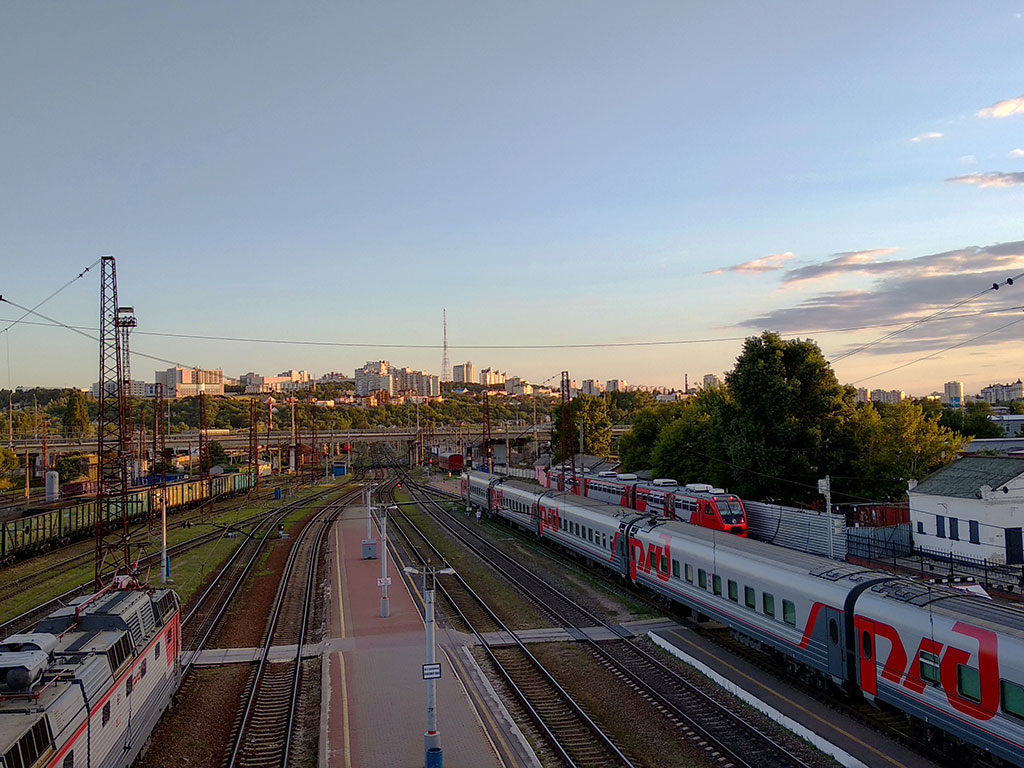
[961, 437, 1024, 455]
[911, 456, 1024, 499]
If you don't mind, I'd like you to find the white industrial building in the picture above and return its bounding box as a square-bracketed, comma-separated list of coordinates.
[908, 456, 1024, 564]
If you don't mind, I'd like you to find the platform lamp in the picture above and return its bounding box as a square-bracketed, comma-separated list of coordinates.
[403, 563, 455, 768]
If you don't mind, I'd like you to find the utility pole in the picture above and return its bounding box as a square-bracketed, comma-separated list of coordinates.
[379, 505, 392, 618]
[818, 475, 834, 559]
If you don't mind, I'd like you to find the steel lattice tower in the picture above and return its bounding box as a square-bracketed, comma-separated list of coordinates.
[95, 256, 136, 586]
[560, 371, 575, 491]
[441, 308, 450, 383]
[248, 397, 260, 494]
[481, 389, 492, 472]
[198, 384, 211, 515]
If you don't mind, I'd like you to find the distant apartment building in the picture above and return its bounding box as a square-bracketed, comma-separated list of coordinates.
[981, 380, 1024, 404]
[655, 392, 681, 403]
[855, 388, 869, 404]
[479, 368, 507, 386]
[606, 379, 627, 393]
[504, 377, 533, 396]
[869, 388, 905, 405]
[91, 379, 151, 399]
[393, 367, 441, 397]
[317, 371, 351, 383]
[453, 362, 476, 384]
[156, 367, 225, 398]
[942, 381, 964, 407]
[580, 379, 603, 396]
[703, 374, 720, 389]
[354, 360, 438, 398]
[242, 370, 312, 394]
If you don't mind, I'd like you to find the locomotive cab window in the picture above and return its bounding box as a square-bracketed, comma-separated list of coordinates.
[957, 665, 981, 703]
[783, 600, 796, 627]
[919, 652, 940, 686]
[1001, 680, 1024, 721]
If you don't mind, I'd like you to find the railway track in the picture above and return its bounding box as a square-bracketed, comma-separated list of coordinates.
[392, 468, 818, 768]
[223, 485, 362, 768]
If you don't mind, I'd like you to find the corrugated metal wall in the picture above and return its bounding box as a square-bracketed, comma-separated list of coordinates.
[846, 523, 913, 560]
[744, 500, 847, 559]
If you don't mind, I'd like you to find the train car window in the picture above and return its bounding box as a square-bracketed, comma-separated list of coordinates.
[660, 554, 669, 572]
[762, 593, 775, 617]
[957, 665, 981, 703]
[727, 580, 738, 602]
[672, 560, 680, 578]
[861, 631, 872, 660]
[712, 575, 722, 596]
[1001, 680, 1024, 720]
[102, 702, 111, 726]
[684, 564, 693, 583]
[744, 586, 756, 609]
[919, 652, 940, 686]
[829, 619, 839, 645]
[698, 569, 707, 589]
[783, 600, 796, 627]
[63, 751, 74, 768]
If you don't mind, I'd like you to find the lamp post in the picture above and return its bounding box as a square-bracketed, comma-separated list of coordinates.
[404, 563, 455, 768]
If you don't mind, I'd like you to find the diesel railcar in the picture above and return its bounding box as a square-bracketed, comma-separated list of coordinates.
[547, 467, 748, 536]
[465, 469, 1024, 765]
[0, 581, 181, 768]
[0, 473, 255, 562]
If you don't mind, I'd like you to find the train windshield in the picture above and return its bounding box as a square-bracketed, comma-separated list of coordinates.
[717, 499, 745, 525]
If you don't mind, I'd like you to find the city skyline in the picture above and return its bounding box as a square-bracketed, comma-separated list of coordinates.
[2, 4, 1023, 395]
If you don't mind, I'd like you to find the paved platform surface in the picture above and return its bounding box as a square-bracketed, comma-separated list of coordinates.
[321, 502, 533, 768]
[652, 625, 941, 768]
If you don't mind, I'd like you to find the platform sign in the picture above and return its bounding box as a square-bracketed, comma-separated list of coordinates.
[376, 577, 392, 587]
[422, 663, 442, 680]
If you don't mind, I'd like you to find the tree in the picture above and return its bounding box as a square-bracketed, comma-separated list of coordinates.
[205, 441, 230, 470]
[720, 331, 855, 502]
[62, 390, 91, 438]
[0, 447, 18, 474]
[552, 395, 611, 462]
[649, 389, 732, 487]
[939, 402, 1004, 439]
[54, 454, 85, 482]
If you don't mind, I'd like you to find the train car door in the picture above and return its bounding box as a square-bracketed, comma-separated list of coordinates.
[823, 607, 845, 681]
[854, 616, 878, 697]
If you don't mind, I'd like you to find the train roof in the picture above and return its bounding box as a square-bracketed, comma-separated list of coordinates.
[863, 579, 1024, 638]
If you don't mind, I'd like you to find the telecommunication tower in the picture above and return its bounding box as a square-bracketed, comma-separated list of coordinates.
[94, 256, 136, 586]
[441, 308, 450, 383]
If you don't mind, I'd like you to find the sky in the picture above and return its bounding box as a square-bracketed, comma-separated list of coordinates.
[2, 2, 1023, 397]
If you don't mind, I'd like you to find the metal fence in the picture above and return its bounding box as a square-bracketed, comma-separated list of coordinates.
[493, 465, 534, 480]
[744, 500, 847, 559]
[846, 523, 913, 561]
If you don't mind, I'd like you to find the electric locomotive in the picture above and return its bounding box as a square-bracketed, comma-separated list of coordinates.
[0, 578, 181, 768]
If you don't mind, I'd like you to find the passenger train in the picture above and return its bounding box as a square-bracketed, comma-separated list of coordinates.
[546, 466, 748, 536]
[465, 469, 1024, 766]
[0, 578, 181, 768]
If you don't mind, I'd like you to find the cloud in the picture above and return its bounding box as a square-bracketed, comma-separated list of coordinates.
[909, 132, 944, 143]
[977, 95, 1024, 118]
[1010, 148, 1024, 158]
[706, 252, 795, 276]
[781, 248, 902, 284]
[741, 240, 1024, 356]
[959, 155, 978, 167]
[948, 172, 1024, 188]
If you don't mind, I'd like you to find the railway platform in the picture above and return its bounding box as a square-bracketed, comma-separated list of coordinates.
[322, 501, 536, 768]
[650, 625, 941, 768]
